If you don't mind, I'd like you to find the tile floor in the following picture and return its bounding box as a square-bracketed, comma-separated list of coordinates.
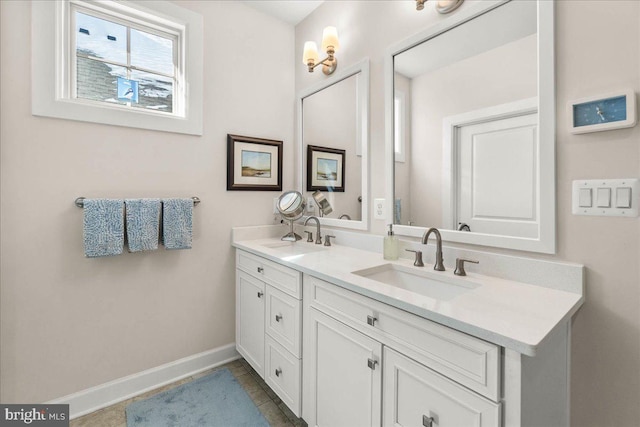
[69, 358, 306, 427]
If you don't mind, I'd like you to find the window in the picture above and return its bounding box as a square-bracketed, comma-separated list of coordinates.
[32, 0, 203, 135]
[73, 6, 177, 113]
[394, 90, 406, 163]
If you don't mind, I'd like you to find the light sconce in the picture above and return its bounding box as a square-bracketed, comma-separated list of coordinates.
[302, 26, 340, 75]
[416, 0, 464, 14]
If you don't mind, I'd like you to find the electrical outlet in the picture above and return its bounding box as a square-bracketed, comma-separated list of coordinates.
[374, 198, 385, 219]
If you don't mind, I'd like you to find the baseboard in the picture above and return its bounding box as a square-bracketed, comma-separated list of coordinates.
[47, 343, 240, 420]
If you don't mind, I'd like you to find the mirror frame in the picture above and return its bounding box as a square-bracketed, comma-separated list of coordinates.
[384, 0, 555, 253]
[297, 58, 370, 230]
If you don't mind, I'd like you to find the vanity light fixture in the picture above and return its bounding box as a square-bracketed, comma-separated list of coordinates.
[302, 26, 340, 75]
[416, 0, 464, 14]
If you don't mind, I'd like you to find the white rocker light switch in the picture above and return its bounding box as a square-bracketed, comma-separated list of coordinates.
[596, 188, 611, 208]
[616, 187, 632, 208]
[578, 188, 592, 207]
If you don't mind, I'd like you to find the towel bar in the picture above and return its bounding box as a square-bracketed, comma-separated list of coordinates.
[75, 196, 201, 208]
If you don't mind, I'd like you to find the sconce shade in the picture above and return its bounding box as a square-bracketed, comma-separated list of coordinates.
[436, 0, 463, 14]
[321, 26, 340, 52]
[303, 41, 319, 65]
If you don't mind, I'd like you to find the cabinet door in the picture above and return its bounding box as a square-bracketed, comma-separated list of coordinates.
[303, 307, 382, 427]
[383, 347, 500, 427]
[236, 270, 265, 377]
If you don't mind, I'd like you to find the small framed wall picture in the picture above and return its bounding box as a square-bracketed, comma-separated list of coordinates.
[569, 89, 637, 134]
[227, 134, 283, 191]
[307, 145, 346, 192]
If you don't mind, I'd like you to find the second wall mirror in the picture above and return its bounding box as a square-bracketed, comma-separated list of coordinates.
[298, 59, 370, 230]
[385, 0, 555, 253]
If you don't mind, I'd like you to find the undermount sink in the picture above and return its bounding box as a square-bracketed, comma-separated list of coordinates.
[262, 241, 326, 255]
[352, 263, 479, 301]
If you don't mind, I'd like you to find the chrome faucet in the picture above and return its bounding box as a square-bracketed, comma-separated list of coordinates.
[304, 216, 323, 244]
[421, 227, 445, 271]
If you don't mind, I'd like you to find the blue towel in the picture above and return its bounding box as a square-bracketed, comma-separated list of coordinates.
[162, 199, 193, 250]
[125, 199, 160, 252]
[83, 199, 124, 258]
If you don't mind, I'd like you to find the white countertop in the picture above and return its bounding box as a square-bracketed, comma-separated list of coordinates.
[233, 237, 584, 356]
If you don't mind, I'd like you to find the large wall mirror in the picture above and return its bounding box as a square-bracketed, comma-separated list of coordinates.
[298, 59, 370, 230]
[385, 0, 555, 253]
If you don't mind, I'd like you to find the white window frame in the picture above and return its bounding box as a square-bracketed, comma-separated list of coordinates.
[71, 2, 180, 114]
[32, 0, 203, 135]
[394, 89, 406, 163]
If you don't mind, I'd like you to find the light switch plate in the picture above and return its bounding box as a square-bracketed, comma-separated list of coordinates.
[307, 197, 316, 213]
[572, 179, 639, 217]
[374, 198, 385, 219]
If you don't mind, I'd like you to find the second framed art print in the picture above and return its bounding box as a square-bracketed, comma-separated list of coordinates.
[307, 145, 345, 192]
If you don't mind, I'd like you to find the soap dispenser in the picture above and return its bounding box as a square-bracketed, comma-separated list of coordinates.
[383, 224, 399, 260]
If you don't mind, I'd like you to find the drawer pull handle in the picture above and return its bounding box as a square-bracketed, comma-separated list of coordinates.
[275, 368, 282, 377]
[367, 358, 378, 370]
[257, 291, 263, 298]
[275, 314, 283, 322]
[422, 414, 438, 427]
[366, 315, 377, 326]
[257, 267, 264, 273]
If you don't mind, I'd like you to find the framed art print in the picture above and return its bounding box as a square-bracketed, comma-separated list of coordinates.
[307, 145, 345, 192]
[227, 134, 283, 191]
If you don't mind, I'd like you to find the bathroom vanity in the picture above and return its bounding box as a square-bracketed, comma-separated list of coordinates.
[232, 227, 584, 427]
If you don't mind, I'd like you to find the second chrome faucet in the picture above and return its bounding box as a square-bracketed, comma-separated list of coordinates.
[422, 227, 445, 271]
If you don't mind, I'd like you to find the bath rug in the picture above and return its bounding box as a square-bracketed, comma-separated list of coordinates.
[126, 368, 268, 427]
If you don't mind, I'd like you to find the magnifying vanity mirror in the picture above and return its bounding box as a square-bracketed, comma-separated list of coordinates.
[386, 0, 555, 253]
[298, 59, 370, 230]
[312, 190, 333, 217]
[277, 191, 306, 241]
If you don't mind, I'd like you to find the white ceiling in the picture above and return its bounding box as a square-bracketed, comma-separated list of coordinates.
[241, 1, 324, 26]
[394, 0, 536, 78]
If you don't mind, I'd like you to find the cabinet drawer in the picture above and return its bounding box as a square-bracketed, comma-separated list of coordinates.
[383, 347, 500, 427]
[265, 335, 301, 417]
[306, 275, 501, 401]
[265, 285, 301, 357]
[237, 250, 301, 298]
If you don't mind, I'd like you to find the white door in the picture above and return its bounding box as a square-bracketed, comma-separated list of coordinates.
[383, 347, 500, 427]
[456, 111, 538, 238]
[236, 270, 265, 377]
[303, 307, 382, 427]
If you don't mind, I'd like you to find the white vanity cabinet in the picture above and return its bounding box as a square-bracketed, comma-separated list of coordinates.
[383, 347, 500, 427]
[304, 307, 383, 427]
[235, 250, 303, 416]
[234, 239, 577, 427]
[236, 270, 266, 376]
[303, 274, 503, 427]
